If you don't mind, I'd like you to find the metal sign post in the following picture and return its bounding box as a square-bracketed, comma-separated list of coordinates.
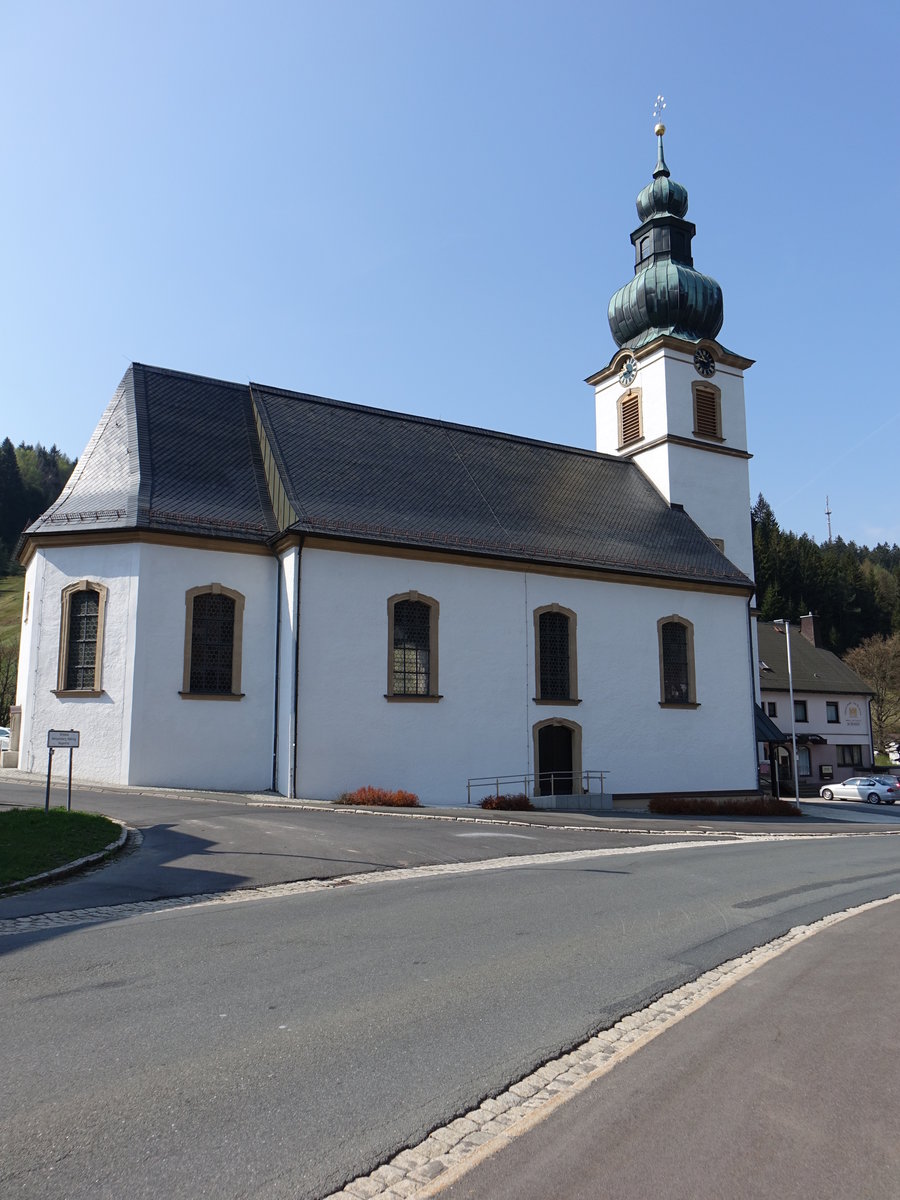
[46, 730, 80, 812]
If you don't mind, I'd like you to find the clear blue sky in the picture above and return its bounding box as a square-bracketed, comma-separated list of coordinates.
[2, 0, 897, 547]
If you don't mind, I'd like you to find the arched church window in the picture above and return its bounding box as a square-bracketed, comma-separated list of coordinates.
[657, 615, 698, 707]
[55, 580, 108, 696]
[181, 584, 245, 699]
[534, 605, 579, 703]
[387, 592, 440, 700]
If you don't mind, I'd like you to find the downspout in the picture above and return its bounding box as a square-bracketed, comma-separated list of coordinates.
[746, 597, 760, 791]
[289, 542, 302, 800]
[272, 554, 282, 792]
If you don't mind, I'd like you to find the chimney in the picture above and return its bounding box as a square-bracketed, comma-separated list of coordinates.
[799, 612, 823, 647]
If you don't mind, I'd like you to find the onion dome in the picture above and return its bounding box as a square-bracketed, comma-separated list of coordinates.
[608, 125, 723, 350]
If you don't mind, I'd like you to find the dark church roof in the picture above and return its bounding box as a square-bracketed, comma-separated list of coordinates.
[26, 363, 753, 590]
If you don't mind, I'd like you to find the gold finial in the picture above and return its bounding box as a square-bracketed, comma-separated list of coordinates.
[653, 94, 666, 137]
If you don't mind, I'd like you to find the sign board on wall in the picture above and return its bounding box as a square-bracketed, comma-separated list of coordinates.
[47, 729, 80, 749]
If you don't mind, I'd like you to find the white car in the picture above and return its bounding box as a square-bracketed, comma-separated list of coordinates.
[0, 727, 9, 752]
[819, 776, 900, 804]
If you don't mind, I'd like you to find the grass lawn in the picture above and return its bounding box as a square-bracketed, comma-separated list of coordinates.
[0, 808, 121, 887]
[0, 573, 24, 649]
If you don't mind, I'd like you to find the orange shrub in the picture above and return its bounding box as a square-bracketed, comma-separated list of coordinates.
[479, 794, 534, 811]
[336, 786, 420, 807]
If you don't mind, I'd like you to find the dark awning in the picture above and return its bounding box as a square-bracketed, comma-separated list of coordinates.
[755, 704, 787, 743]
[796, 733, 827, 745]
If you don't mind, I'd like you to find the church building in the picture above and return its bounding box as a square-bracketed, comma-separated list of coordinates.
[10, 126, 761, 806]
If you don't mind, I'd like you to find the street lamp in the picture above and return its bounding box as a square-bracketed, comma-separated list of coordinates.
[773, 618, 802, 810]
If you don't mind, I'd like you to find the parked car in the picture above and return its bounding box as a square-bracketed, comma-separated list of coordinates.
[819, 776, 900, 804]
[0, 727, 9, 752]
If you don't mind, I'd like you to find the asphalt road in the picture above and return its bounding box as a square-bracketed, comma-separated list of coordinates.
[3, 832, 900, 1199]
[441, 898, 900, 1200]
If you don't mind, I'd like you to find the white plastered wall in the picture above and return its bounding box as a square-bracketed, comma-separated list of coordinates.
[127, 541, 277, 791]
[295, 546, 758, 804]
[15, 543, 140, 783]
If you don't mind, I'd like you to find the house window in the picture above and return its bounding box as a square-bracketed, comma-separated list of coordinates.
[181, 584, 245, 699]
[618, 390, 643, 447]
[798, 746, 811, 777]
[794, 700, 808, 723]
[657, 615, 698, 707]
[837, 744, 863, 767]
[387, 592, 440, 700]
[826, 701, 839, 723]
[692, 381, 722, 440]
[534, 605, 578, 703]
[766, 701, 778, 717]
[55, 580, 108, 696]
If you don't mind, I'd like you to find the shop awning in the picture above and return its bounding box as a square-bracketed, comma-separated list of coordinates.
[755, 704, 787, 743]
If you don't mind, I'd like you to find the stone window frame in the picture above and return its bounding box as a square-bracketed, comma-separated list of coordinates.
[617, 387, 643, 448]
[532, 717, 583, 797]
[793, 699, 808, 723]
[180, 583, 246, 701]
[826, 700, 840, 724]
[386, 591, 441, 701]
[54, 580, 109, 697]
[692, 380, 724, 441]
[533, 603, 580, 705]
[657, 614, 699, 708]
[766, 701, 778, 717]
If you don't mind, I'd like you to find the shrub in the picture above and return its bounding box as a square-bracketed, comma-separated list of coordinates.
[336, 786, 420, 807]
[647, 795, 800, 818]
[479, 794, 534, 811]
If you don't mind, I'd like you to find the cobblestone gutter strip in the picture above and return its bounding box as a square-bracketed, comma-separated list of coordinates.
[324, 891, 900, 1200]
[0, 820, 130, 896]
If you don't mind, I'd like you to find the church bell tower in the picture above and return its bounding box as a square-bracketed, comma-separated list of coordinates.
[588, 116, 755, 581]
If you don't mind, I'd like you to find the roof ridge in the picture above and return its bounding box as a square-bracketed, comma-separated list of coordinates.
[250, 380, 625, 464]
[132, 362, 251, 393]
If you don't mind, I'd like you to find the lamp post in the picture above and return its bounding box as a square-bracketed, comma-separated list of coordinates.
[774, 618, 802, 810]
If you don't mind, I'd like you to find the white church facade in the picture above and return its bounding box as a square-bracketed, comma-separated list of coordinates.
[10, 127, 762, 806]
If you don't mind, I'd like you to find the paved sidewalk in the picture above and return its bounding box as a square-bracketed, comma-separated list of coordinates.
[435, 897, 900, 1200]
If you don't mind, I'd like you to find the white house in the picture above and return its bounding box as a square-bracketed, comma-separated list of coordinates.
[758, 615, 875, 790]
[9, 126, 762, 806]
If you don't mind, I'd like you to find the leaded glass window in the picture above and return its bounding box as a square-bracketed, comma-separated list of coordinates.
[66, 589, 100, 690]
[539, 610, 570, 699]
[661, 621, 689, 703]
[190, 592, 235, 693]
[392, 599, 430, 695]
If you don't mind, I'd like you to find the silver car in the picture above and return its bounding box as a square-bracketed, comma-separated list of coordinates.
[0, 727, 9, 752]
[820, 776, 900, 804]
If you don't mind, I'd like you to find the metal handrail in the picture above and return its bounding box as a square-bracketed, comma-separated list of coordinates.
[466, 769, 609, 805]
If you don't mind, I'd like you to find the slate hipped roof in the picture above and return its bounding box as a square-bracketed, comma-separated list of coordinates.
[757, 623, 874, 696]
[26, 363, 753, 589]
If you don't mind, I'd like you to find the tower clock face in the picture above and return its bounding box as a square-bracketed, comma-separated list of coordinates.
[693, 347, 716, 378]
[618, 356, 638, 387]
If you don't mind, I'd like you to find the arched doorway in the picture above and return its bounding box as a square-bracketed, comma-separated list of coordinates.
[534, 720, 582, 796]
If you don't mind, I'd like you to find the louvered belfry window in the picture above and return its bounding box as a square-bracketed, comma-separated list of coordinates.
[539, 610, 570, 699]
[661, 621, 690, 703]
[393, 599, 430, 695]
[620, 393, 641, 445]
[694, 387, 720, 438]
[66, 589, 100, 690]
[190, 592, 235, 693]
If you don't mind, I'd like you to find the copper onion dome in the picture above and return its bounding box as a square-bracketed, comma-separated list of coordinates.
[608, 125, 723, 350]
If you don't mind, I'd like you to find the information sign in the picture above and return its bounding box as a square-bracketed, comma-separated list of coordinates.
[47, 729, 80, 749]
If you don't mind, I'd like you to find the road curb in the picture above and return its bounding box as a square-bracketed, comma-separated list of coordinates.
[0, 819, 130, 895]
